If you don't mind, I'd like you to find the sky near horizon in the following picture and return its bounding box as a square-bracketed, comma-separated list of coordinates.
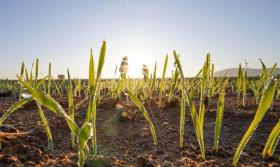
[0, 0, 279, 79]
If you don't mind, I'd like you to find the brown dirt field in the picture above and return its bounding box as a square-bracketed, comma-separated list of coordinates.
[0, 94, 279, 167]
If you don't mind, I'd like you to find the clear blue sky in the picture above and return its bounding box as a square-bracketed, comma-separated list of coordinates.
[0, 0, 279, 79]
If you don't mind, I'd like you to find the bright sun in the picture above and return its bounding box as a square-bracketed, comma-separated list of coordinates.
[125, 48, 155, 78]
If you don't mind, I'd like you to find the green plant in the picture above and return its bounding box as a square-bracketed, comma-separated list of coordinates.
[18, 75, 79, 144]
[78, 122, 92, 167]
[0, 98, 32, 150]
[248, 80, 261, 104]
[67, 69, 75, 147]
[242, 65, 247, 107]
[0, 80, 19, 97]
[208, 63, 215, 100]
[125, 89, 158, 145]
[19, 62, 25, 100]
[259, 59, 277, 82]
[168, 68, 179, 102]
[173, 51, 205, 159]
[199, 53, 211, 136]
[78, 41, 106, 167]
[179, 85, 185, 148]
[36, 101, 54, 151]
[48, 63, 51, 95]
[0, 59, 78, 151]
[237, 64, 242, 103]
[213, 80, 227, 153]
[262, 119, 280, 158]
[159, 54, 168, 107]
[233, 78, 276, 166]
[150, 62, 157, 92]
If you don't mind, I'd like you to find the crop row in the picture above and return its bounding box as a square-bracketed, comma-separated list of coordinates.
[0, 41, 279, 166]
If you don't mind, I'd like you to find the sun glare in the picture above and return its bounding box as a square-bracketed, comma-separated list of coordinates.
[124, 47, 155, 78]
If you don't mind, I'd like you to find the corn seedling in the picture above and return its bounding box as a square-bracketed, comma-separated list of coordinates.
[259, 59, 277, 82]
[237, 64, 242, 103]
[78, 41, 106, 167]
[248, 80, 262, 104]
[174, 51, 205, 159]
[1, 41, 280, 166]
[67, 69, 75, 147]
[0, 59, 78, 151]
[199, 53, 211, 135]
[150, 62, 157, 92]
[0, 80, 19, 97]
[48, 63, 51, 95]
[19, 62, 25, 100]
[19, 75, 79, 141]
[213, 80, 227, 153]
[36, 101, 54, 151]
[232, 78, 276, 166]
[0, 98, 33, 150]
[34, 59, 54, 151]
[262, 119, 280, 158]
[179, 85, 185, 148]
[208, 63, 215, 99]
[125, 89, 158, 145]
[168, 68, 179, 102]
[159, 54, 168, 107]
[242, 62, 247, 107]
[78, 122, 92, 167]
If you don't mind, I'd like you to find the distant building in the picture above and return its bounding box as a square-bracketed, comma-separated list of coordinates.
[57, 74, 65, 80]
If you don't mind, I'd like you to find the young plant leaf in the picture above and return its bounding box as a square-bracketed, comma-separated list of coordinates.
[17, 75, 79, 136]
[233, 78, 276, 166]
[67, 69, 75, 147]
[36, 102, 54, 151]
[214, 80, 227, 152]
[0, 98, 33, 125]
[179, 88, 185, 148]
[173, 50, 205, 159]
[262, 119, 280, 158]
[125, 89, 158, 145]
[78, 122, 92, 167]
